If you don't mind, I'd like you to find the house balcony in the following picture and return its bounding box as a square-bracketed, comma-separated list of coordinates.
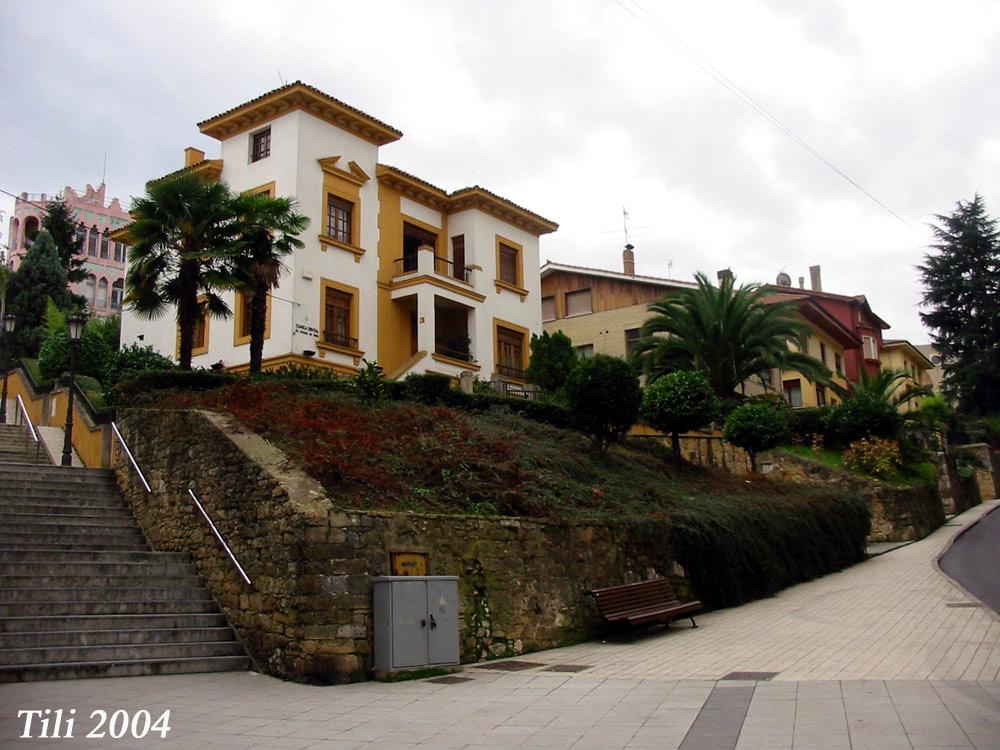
[389, 245, 484, 307]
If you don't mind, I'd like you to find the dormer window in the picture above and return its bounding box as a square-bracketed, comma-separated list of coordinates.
[250, 127, 271, 162]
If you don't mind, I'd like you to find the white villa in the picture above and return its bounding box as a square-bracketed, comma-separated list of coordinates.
[120, 81, 557, 382]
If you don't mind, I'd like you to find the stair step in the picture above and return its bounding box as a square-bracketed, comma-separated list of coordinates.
[0, 640, 246, 666]
[0, 494, 130, 508]
[0, 513, 138, 528]
[1, 560, 197, 576]
[4, 599, 223, 617]
[0, 532, 147, 548]
[0, 503, 132, 518]
[0, 549, 190, 563]
[0, 626, 237, 650]
[0, 612, 229, 634]
[1, 573, 205, 589]
[0, 654, 251, 683]
[0, 586, 213, 604]
[0, 541, 151, 552]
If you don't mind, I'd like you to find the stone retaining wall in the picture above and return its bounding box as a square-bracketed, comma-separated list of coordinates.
[952, 444, 1000, 501]
[115, 409, 679, 683]
[676, 436, 945, 542]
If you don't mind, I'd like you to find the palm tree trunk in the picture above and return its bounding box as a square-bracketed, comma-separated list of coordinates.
[176, 260, 199, 371]
[748, 450, 757, 473]
[249, 290, 267, 374]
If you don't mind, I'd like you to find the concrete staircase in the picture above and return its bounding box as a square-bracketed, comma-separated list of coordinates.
[0, 430, 251, 682]
[0, 423, 50, 465]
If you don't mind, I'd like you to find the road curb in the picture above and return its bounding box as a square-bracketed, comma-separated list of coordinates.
[932, 500, 1000, 624]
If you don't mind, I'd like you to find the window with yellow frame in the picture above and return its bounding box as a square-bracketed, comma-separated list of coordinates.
[318, 278, 362, 355]
[494, 235, 527, 298]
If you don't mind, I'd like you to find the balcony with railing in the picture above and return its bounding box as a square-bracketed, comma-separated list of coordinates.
[431, 298, 479, 371]
[321, 330, 359, 351]
[394, 254, 471, 284]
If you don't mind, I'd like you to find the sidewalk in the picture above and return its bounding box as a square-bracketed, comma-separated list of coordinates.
[1, 503, 997, 749]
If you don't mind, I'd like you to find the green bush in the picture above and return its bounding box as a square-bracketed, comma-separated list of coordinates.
[667, 493, 870, 608]
[109, 369, 239, 405]
[788, 407, 828, 444]
[525, 330, 576, 394]
[842, 437, 901, 478]
[640, 370, 718, 462]
[103, 344, 176, 386]
[823, 394, 900, 446]
[564, 354, 641, 449]
[352, 360, 391, 404]
[38, 326, 115, 384]
[402, 372, 454, 404]
[723, 401, 791, 471]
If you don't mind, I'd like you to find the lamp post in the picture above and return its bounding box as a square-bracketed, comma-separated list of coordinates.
[60, 315, 85, 466]
[0, 314, 15, 424]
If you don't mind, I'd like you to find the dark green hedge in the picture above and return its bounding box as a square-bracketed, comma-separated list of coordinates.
[665, 492, 870, 609]
[109, 370, 240, 405]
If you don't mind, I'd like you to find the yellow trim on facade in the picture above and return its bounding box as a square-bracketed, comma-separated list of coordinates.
[390, 275, 487, 303]
[492, 317, 530, 383]
[318, 234, 365, 260]
[243, 181, 276, 197]
[198, 82, 403, 145]
[318, 156, 370, 186]
[233, 290, 272, 347]
[431, 352, 482, 371]
[226, 353, 357, 376]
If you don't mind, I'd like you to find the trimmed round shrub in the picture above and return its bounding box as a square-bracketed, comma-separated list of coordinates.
[641, 370, 718, 462]
[38, 326, 114, 384]
[822, 394, 900, 446]
[103, 344, 176, 386]
[723, 401, 791, 471]
[564, 354, 641, 449]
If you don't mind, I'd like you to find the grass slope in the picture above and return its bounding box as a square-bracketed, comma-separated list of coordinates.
[158, 381, 870, 607]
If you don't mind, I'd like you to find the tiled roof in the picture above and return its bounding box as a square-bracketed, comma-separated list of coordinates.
[197, 81, 403, 145]
[540, 261, 696, 288]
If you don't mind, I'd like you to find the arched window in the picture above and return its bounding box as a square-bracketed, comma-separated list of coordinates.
[99, 230, 110, 259]
[111, 279, 124, 310]
[97, 278, 108, 309]
[24, 216, 39, 244]
[87, 226, 98, 256]
[85, 275, 96, 307]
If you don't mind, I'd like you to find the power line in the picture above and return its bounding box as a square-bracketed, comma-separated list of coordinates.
[609, 0, 914, 229]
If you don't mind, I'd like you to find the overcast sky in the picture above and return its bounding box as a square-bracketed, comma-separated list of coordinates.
[3, 0, 999, 343]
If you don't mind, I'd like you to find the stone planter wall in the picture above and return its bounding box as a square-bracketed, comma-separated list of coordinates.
[114, 409, 679, 684]
[952, 444, 1000, 501]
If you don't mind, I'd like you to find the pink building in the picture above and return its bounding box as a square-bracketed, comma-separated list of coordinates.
[6, 183, 131, 317]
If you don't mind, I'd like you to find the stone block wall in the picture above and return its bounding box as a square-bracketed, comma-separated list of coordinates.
[676, 435, 945, 542]
[115, 409, 678, 683]
[953, 444, 999, 501]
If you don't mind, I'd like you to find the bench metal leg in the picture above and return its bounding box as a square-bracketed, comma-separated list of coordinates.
[690, 616, 698, 628]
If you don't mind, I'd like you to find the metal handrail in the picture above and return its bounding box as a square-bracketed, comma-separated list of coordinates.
[14, 394, 39, 443]
[111, 421, 151, 493]
[188, 489, 252, 586]
[111, 420, 251, 586]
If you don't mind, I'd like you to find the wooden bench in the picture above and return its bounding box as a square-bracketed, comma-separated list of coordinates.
[589, 579, 702, 641]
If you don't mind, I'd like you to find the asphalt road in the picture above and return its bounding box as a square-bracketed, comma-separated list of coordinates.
[939, 503, 1000, 614]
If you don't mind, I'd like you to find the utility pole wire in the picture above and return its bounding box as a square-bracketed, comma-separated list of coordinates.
[610, 0, 914, 229]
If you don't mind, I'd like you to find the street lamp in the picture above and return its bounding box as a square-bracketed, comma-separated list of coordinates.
[60, 315, 85, 466]
[0, 314, 16, 424]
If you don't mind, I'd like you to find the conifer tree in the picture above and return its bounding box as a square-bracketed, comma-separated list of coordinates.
[919, 195, 1000, 414]
[4, 230, 73, 358]
[42, 197, 87, 284]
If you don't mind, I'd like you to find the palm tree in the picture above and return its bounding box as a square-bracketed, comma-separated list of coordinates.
[231, 193, 309, 374]
[635, 272, 830, 399]
[124, 173, 239, 370]
[832, 367, 932, 411]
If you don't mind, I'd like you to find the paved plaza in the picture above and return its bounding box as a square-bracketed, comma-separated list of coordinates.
[2, 502, 998, 749]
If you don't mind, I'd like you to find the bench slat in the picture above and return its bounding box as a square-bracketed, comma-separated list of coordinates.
[588, 578, 702, 635]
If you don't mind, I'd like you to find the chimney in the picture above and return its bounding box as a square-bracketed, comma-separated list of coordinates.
[717, 269, 733, 284]
[185, 147, 206, 167]
[809, 265, 822, 292]
[622, 243, 635, 276]
[798, 276, 805, 289]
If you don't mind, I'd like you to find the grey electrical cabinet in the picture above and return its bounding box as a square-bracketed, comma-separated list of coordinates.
[373, 576, 460, 673]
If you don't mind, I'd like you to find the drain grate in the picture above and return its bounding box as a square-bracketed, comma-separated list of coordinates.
[544, 664, 592, 673]
[473, 660, 547, 671]
[945, 602, 982, 608]
[426, 675, 474, 684]
[721, 671, 778, 681]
